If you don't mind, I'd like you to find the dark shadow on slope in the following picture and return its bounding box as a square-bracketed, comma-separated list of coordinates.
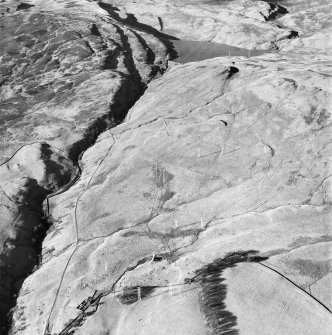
[67, 76, 144, 165]
[194, 250, 268, 334]
[227, 66, 240, 78]
[0, 181, 51, 335]
[90, 23, 102, 37]
[113, 24, 144, 83]
[68, 10, 155, 165]
[288, 30, 299, 38]
[266, 3, 288, 21]
[97, 2, 179, 59]
[40, 143, 73, 190]
[132, 30, 156, 65]
[16, 3, 35, 11]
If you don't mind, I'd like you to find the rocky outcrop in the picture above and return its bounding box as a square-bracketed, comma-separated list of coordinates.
[0, 0, 331, 334]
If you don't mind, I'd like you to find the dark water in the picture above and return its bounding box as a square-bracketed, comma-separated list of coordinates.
[172, 39, 270, 63]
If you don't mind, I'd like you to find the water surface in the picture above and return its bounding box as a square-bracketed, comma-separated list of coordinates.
[172, 39, 270, 63]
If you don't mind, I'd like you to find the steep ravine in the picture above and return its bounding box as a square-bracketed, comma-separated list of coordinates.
[0, 79, 151, 334]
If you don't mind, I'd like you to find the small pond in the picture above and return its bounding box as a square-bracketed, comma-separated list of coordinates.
[171, 39, 270, 63]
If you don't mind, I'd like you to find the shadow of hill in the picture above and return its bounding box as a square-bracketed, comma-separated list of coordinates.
[97, 2, 179, 59]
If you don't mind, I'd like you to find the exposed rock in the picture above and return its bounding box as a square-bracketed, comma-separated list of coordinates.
[0, 0, 331, 334]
